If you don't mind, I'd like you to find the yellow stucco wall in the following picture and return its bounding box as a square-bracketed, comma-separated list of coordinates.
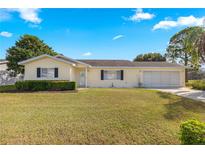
[24, 57, 75, 81]
[86, 67, 185, 88]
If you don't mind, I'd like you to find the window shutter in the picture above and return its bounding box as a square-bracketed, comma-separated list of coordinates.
[37, 68, 41, 78]
[54, 68, 58, 78]
[121, 70, 124, 80]
[101, 70, 104, 80]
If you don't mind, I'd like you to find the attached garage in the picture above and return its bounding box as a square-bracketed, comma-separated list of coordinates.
[143, 71, 181, 87]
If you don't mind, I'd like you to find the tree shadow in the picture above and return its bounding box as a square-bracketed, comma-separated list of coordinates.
[157, 91, 205, 120]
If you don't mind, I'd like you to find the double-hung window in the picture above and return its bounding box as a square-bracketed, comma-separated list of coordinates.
[41, 68, 55, 78]
[102, 70, 123, 80]
[37, 68, 58, 79]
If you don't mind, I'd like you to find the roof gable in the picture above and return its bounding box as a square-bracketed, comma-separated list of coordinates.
[18, 54, 76, 66]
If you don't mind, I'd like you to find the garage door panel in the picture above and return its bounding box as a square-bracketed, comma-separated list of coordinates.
[160, 72, 170, 86]
[143, 71, 180, 87]
[170, 72, 180, 86]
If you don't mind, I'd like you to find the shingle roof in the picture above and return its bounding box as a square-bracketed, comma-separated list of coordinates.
[77, 60, 136, 67]
[77, 60, 184, 68]
[133, 62, 184, 68]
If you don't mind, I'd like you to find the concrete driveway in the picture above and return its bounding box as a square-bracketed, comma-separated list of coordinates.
[153, 87, 205, 102]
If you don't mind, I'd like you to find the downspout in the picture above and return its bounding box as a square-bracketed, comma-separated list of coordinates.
[85, 67, 88, 88]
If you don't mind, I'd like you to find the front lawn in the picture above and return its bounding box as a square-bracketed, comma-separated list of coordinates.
[0, 88, 204, 144]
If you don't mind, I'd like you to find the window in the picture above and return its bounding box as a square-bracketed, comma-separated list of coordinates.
[40, 68, 55, 79]
[104, 70, 121, 80]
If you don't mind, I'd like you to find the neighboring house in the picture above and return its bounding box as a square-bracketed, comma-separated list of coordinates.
[18, 54, 185, 88]
[0, 59, 8, 71]
[0, 59, 23, 85]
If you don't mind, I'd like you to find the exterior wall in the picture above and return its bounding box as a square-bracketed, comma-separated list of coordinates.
[24, 57, 75, 81]
[0, 63, 7, 71]
[86, 67, 185, 88]
[87, 68, 140, 88]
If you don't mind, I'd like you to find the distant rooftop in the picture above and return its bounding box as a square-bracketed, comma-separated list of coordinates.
[0, 59, 8, 64]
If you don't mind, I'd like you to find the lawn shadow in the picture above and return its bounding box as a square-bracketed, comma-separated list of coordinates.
[157, 91, 205, 120]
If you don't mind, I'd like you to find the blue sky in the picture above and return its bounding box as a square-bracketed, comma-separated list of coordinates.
[0, 8, 205, 60]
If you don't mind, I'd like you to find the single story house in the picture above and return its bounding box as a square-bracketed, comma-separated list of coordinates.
[18, 54, 185, 88]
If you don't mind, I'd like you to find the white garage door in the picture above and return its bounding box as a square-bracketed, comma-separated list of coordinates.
[143, 71, 180, 87]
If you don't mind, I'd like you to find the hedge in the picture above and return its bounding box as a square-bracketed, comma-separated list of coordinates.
[0, 85, 16, 92]
[15, 80, 76, 91]
[180, 119, 205, 145]
[187, 80, 205, 90]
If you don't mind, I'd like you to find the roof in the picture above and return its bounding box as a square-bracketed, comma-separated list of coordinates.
[133, 62, 185, 68]
[0, 59, 8, 64]
[18, 54, 185, 68]
[55, 55, 91, 67]
[77, 60, 136, 67]
[77, 60, 184, 68]
[18, 54, 76, 66]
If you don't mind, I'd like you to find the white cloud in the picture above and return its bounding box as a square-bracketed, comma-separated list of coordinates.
[153, 21, 178, 30]
[128, 8, 155, 22]
[16, 8, 42, 24]
[0, 31, 13, 37]
[112, 35, 124, 40]
[153, 15, 205, 30]
[82, 52, 92, 56]
[6, 8, 42, 24]
[177, 16, 204, 26]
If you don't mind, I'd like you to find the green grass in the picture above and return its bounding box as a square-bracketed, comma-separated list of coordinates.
[0, 88, 205, 144]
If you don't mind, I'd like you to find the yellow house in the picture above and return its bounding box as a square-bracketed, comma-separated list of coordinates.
[18, 54, 185, 88]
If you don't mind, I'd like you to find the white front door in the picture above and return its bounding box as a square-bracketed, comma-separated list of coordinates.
[79, 71, 85, 87]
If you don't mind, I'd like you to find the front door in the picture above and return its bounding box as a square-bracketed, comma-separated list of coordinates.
[79, 71, 85, 87]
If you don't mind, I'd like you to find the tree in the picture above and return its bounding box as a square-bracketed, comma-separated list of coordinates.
[196, 31, 205, 63]
[166, 26, 205, 69]
[133, 52, 166, 62]
[6, 34, 58, 76]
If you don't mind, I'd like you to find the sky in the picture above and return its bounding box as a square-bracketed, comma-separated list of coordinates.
[0, 8, 205, 60]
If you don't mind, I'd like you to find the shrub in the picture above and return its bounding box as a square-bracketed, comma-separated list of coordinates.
[0, 85, 16, 92]
[180, 119, 205, 145]
[187, 80, 205, 90]
[50, 81, 76, 90]
[15, 80, 76, 91]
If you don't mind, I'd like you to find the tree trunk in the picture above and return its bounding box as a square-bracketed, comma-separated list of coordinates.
[184, 52, 188, 82]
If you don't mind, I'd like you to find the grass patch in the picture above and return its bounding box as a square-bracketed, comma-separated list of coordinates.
[0, 88, 204, 144]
